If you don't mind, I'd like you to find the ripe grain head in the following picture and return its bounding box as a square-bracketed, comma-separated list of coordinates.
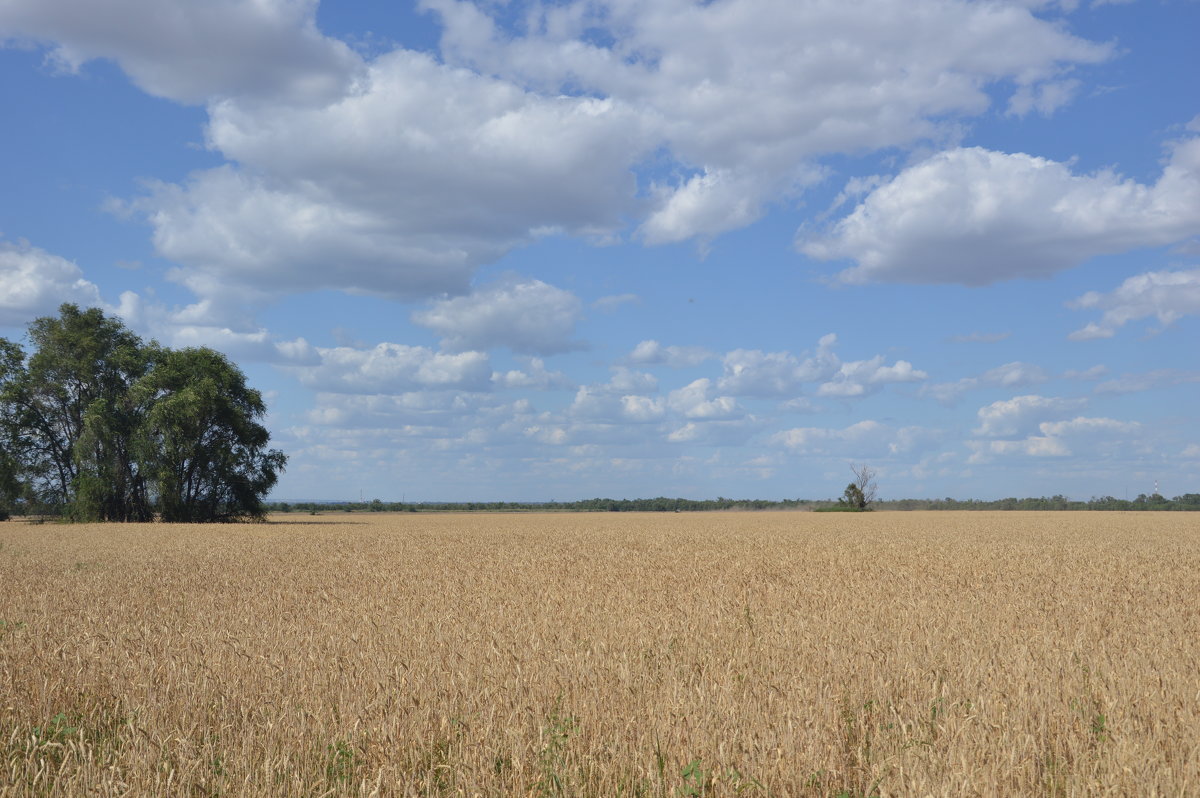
[1, 511, 1197, 796]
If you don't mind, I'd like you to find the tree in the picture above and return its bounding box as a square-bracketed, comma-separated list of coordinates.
[0, 304, 154, 519]
[0, 444, 18, 520]
[133, 347, 286, 522]
[1, 305, 284, 522]
[0, 340, 26, 519]
[839, 463, 877, 510]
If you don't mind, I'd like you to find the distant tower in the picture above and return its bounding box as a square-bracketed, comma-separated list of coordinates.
[1154, 479, 1159, 496]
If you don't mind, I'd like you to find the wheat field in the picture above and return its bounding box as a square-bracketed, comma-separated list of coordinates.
[1, 511, 1197, 797]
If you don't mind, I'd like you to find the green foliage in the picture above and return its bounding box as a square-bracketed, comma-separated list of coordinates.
[677, 758, 711, 796]
[536, 708, 578, 797]
[0, 447, 17, 521]
[840, 482, 867, 510]
[324, 739, 358, 784]
[134, 348, 285, 522]
[0, 305, 284, 522]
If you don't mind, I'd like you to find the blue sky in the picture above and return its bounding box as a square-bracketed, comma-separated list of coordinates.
[1, 0, 1197, 502]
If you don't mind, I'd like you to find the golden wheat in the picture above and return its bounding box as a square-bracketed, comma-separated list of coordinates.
[1, 511, 1198, 796]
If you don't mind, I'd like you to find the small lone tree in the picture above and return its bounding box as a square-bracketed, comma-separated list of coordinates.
[839, 463, 877, 510]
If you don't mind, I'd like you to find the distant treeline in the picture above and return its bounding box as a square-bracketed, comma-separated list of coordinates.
[878, 493, 1200, 511]
[266, 493, 1200, 514]
[267, 497, 809, 514]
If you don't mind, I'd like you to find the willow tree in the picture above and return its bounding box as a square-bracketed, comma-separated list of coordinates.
[1, 305, 284, 522]
[134, 347, 286, 522]
[0, 305, 155, 520]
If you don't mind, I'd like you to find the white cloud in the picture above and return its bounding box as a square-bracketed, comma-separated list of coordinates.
[1007, 78, 1081, 118]
[620, 395, 666, 423]
[973, 394, 1088, 437]
[113, 290, 317, 365]
[771, 420, 888, 455]
[718, 349, 817, 397]
[1094, 369, 1200, 395]
[667, 379, 740, 420]
[667, 423, 702, 443]
[0, 239, 102, 326]
[983, 361, 1050, 387]
[0, 0, 359, 104]
[603, 367, 658, 396]
[803, 137, 1200, 285]
[971, 436, 1070, 459]
[1038, 417, 1138, 438]
[968, 415, 1140, 461]
[302, 391, 501, 430]
[639, 167, 806, 246]
[717, 334, 840, 397]
[592, 293, 640, 312]
[628, 340, 715, 368]
[1068, 268, 1200, 340]
[492, 358, 572, 391]
[568, 368, 661, 423]
[292, 342, 493, 394]
[1063, 364, 1109, 381]
[413, 276, 584, 355]
[21, 0, 1112, 302]
[429, 0, 1109, 245]
[662, 419, 760, 447]
[817, 356, 927, 397]
[134, 49, 651, 303]
[1183, 444, 1200, 459]
[922, 361, 1050, 404]
[780, 397, 822, 414]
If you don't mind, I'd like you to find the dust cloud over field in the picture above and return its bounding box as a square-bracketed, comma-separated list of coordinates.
[2, 512, 1198, 796]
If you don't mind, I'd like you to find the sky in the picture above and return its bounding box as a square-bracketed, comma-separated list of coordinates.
[1, 0, 1198, 502]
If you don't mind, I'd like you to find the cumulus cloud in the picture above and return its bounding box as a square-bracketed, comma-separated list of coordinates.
[717, 334, 840, 397]
[922, 361, 1050, 403]
[430, 0, 1109, 244]
[665, 419, 759, 446]
[1007, 78, 1081, 118]
[1068, 268, 1200, 339]
[413, 276, 584, 355]
[0, 239, 101, 326]
[628, 340, 715, 368]
[112, 290, 317, 365]
[492, 358, 572, 391]
[803, 136, 1200, 285]
[968, 416, 1139, 461]
[772, 420, 940, 458]
[567, 367, 662, 423]
[639, 167, 812, 246]
[1093, 369, 1200, 395]
[973, 394, 1088, 437]
[620, 395, 666, 423]
[133, 49, 651, 302]
[1063, 364, 1109, 381]
[709, 334, 925, 399]
[816, 356, 927, 397]
[602, 367, 658, 396]
[0, 0, 359, 104]
[667, 379, 740, 420]
[302, 391, 505, 430]
[9, 0, 1115, 302]
[570, 387, 665, 424]
[291, 342, 493, 394]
